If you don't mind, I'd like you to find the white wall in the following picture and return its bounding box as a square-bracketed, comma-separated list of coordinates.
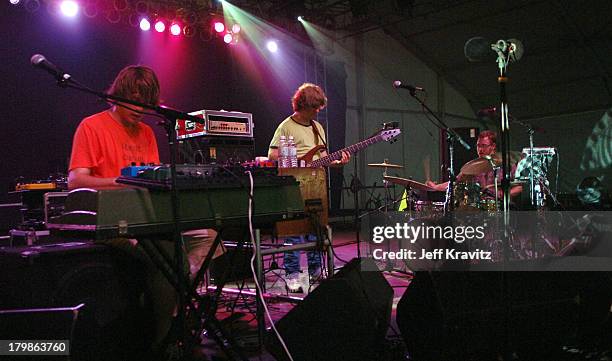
[324, 29, 479, 209]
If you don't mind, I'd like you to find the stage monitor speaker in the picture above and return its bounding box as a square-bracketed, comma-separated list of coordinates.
[397, 271, 611, 360]
[0, 304, 83, 361]
[0, 242, 154, 360]
[439, 127, 479, 182]
[266, 258, 393, 361]
[178, 136, 254, 164]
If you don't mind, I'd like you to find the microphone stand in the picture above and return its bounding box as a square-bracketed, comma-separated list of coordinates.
[47, 75, 221, 357]
[492, 39, 521, 361]
[511, 117, 536, 208]
[405, 90, 471, 216]
[350, 161, 363, 259]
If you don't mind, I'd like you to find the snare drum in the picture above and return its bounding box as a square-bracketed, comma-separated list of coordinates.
[453, 182, 481, 210]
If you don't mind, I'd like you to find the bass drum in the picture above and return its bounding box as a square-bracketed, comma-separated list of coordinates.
[411, 200, 446, 219]
[453, 182, 481, 211]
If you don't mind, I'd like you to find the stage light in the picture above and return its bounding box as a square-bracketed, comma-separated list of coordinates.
[106, 9, 121, 23]
[214, 21, 225, 33]
[128, 13, 140, 27]
[266, 40, 279, 53]
[154, 20, 165, 33]
[10, 0, 20, 5]
[170, 23, 181, 36]
[60, 1, 78, 17]
[139, 18, 150, 31]
[83, 3, 98, 18]
[223, 33, 233, 44]
[231, 24, 241, 34]
[297, 16, 304, 22]
[135, 1, 148, 14]
[113, 0, 127, 12]
[183, 25, 195, 37]
[24, 0, 40, 12]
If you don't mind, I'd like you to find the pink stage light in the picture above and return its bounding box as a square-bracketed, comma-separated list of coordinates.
[154, 20, 165, 33]
[139, 18, 151, 31]
[214, 22, 225, 33]
[10, 0, 21, 5]
[60, 0, 79, 17]
[231, 24, 241, 34]
[170, 23, 181, 36]
[223, 33, 233, 44]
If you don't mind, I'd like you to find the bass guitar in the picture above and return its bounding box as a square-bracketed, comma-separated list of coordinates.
[299, 123, 401, 167]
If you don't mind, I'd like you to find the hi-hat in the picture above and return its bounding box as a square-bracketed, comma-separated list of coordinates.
[368, 161, 403, 169]
[384, 176, 436, 192]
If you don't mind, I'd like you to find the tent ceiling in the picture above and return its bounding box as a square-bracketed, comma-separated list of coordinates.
[232, 0, 612, 119]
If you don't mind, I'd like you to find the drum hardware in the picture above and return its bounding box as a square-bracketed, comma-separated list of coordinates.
[515, 147, 558, 209]
[361, 161, 414, 274]
[384, 176, 446, 220]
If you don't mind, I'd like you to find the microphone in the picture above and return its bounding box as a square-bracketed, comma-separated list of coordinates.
[30, 54, 71, 81]
[393, 80, 425, 92]
[464, 37, 524, 62]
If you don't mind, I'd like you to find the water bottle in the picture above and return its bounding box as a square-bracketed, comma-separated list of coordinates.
[288, 136, 298, 167]
[279, 135, 288, 168]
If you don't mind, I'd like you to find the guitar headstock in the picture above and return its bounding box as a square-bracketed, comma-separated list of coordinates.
[379, 122, 401, 143]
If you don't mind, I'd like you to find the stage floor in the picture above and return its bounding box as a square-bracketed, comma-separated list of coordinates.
[193, 227, 612, 361]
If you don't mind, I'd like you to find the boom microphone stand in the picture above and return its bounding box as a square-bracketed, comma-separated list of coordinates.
[403, 89, 472, 214]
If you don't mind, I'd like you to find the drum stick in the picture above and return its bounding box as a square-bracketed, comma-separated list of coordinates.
[423, 155, 431, 182]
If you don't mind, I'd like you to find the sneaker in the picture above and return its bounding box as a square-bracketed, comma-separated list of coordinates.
[285, 275, 303, 293]
[309, 267, 322, 280]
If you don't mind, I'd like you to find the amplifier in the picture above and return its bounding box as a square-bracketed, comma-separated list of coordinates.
[177, 109, 253, 139]
[178, 137, 254, 164]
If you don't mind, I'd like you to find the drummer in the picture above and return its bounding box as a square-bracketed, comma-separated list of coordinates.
[425, 130, 523, 198]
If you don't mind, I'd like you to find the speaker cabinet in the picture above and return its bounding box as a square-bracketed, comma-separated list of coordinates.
[0, 242, 153, 360]
[397, 271, 611, 360]
[178, 137, 254, 164]
[266, 258, 393, 361]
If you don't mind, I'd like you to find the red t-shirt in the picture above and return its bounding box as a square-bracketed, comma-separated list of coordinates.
[69, 110, 160, 178]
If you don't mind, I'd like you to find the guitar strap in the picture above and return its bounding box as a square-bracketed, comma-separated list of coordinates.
[309, 119, 328, 149]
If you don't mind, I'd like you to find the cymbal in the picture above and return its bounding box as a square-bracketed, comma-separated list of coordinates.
[460, 151, 523, 176]
[460, 156, 497, 175]
[384, 176, 436, 192]
[368, 161, 403, 169]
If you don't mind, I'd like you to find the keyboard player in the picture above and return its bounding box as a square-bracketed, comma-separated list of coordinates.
[67, 65, 220, 354]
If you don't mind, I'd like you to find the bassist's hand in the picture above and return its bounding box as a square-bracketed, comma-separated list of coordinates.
[330, 151, 351, 167]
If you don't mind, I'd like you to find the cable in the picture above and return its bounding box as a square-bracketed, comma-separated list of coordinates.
[245, 170, 294, 361]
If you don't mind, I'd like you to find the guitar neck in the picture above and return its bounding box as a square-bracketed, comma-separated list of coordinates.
[309, 134, 384, 168]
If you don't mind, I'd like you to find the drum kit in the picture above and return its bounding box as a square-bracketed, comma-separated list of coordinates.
[368, 147, 560, 264]
[372, 152, 526, 218]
